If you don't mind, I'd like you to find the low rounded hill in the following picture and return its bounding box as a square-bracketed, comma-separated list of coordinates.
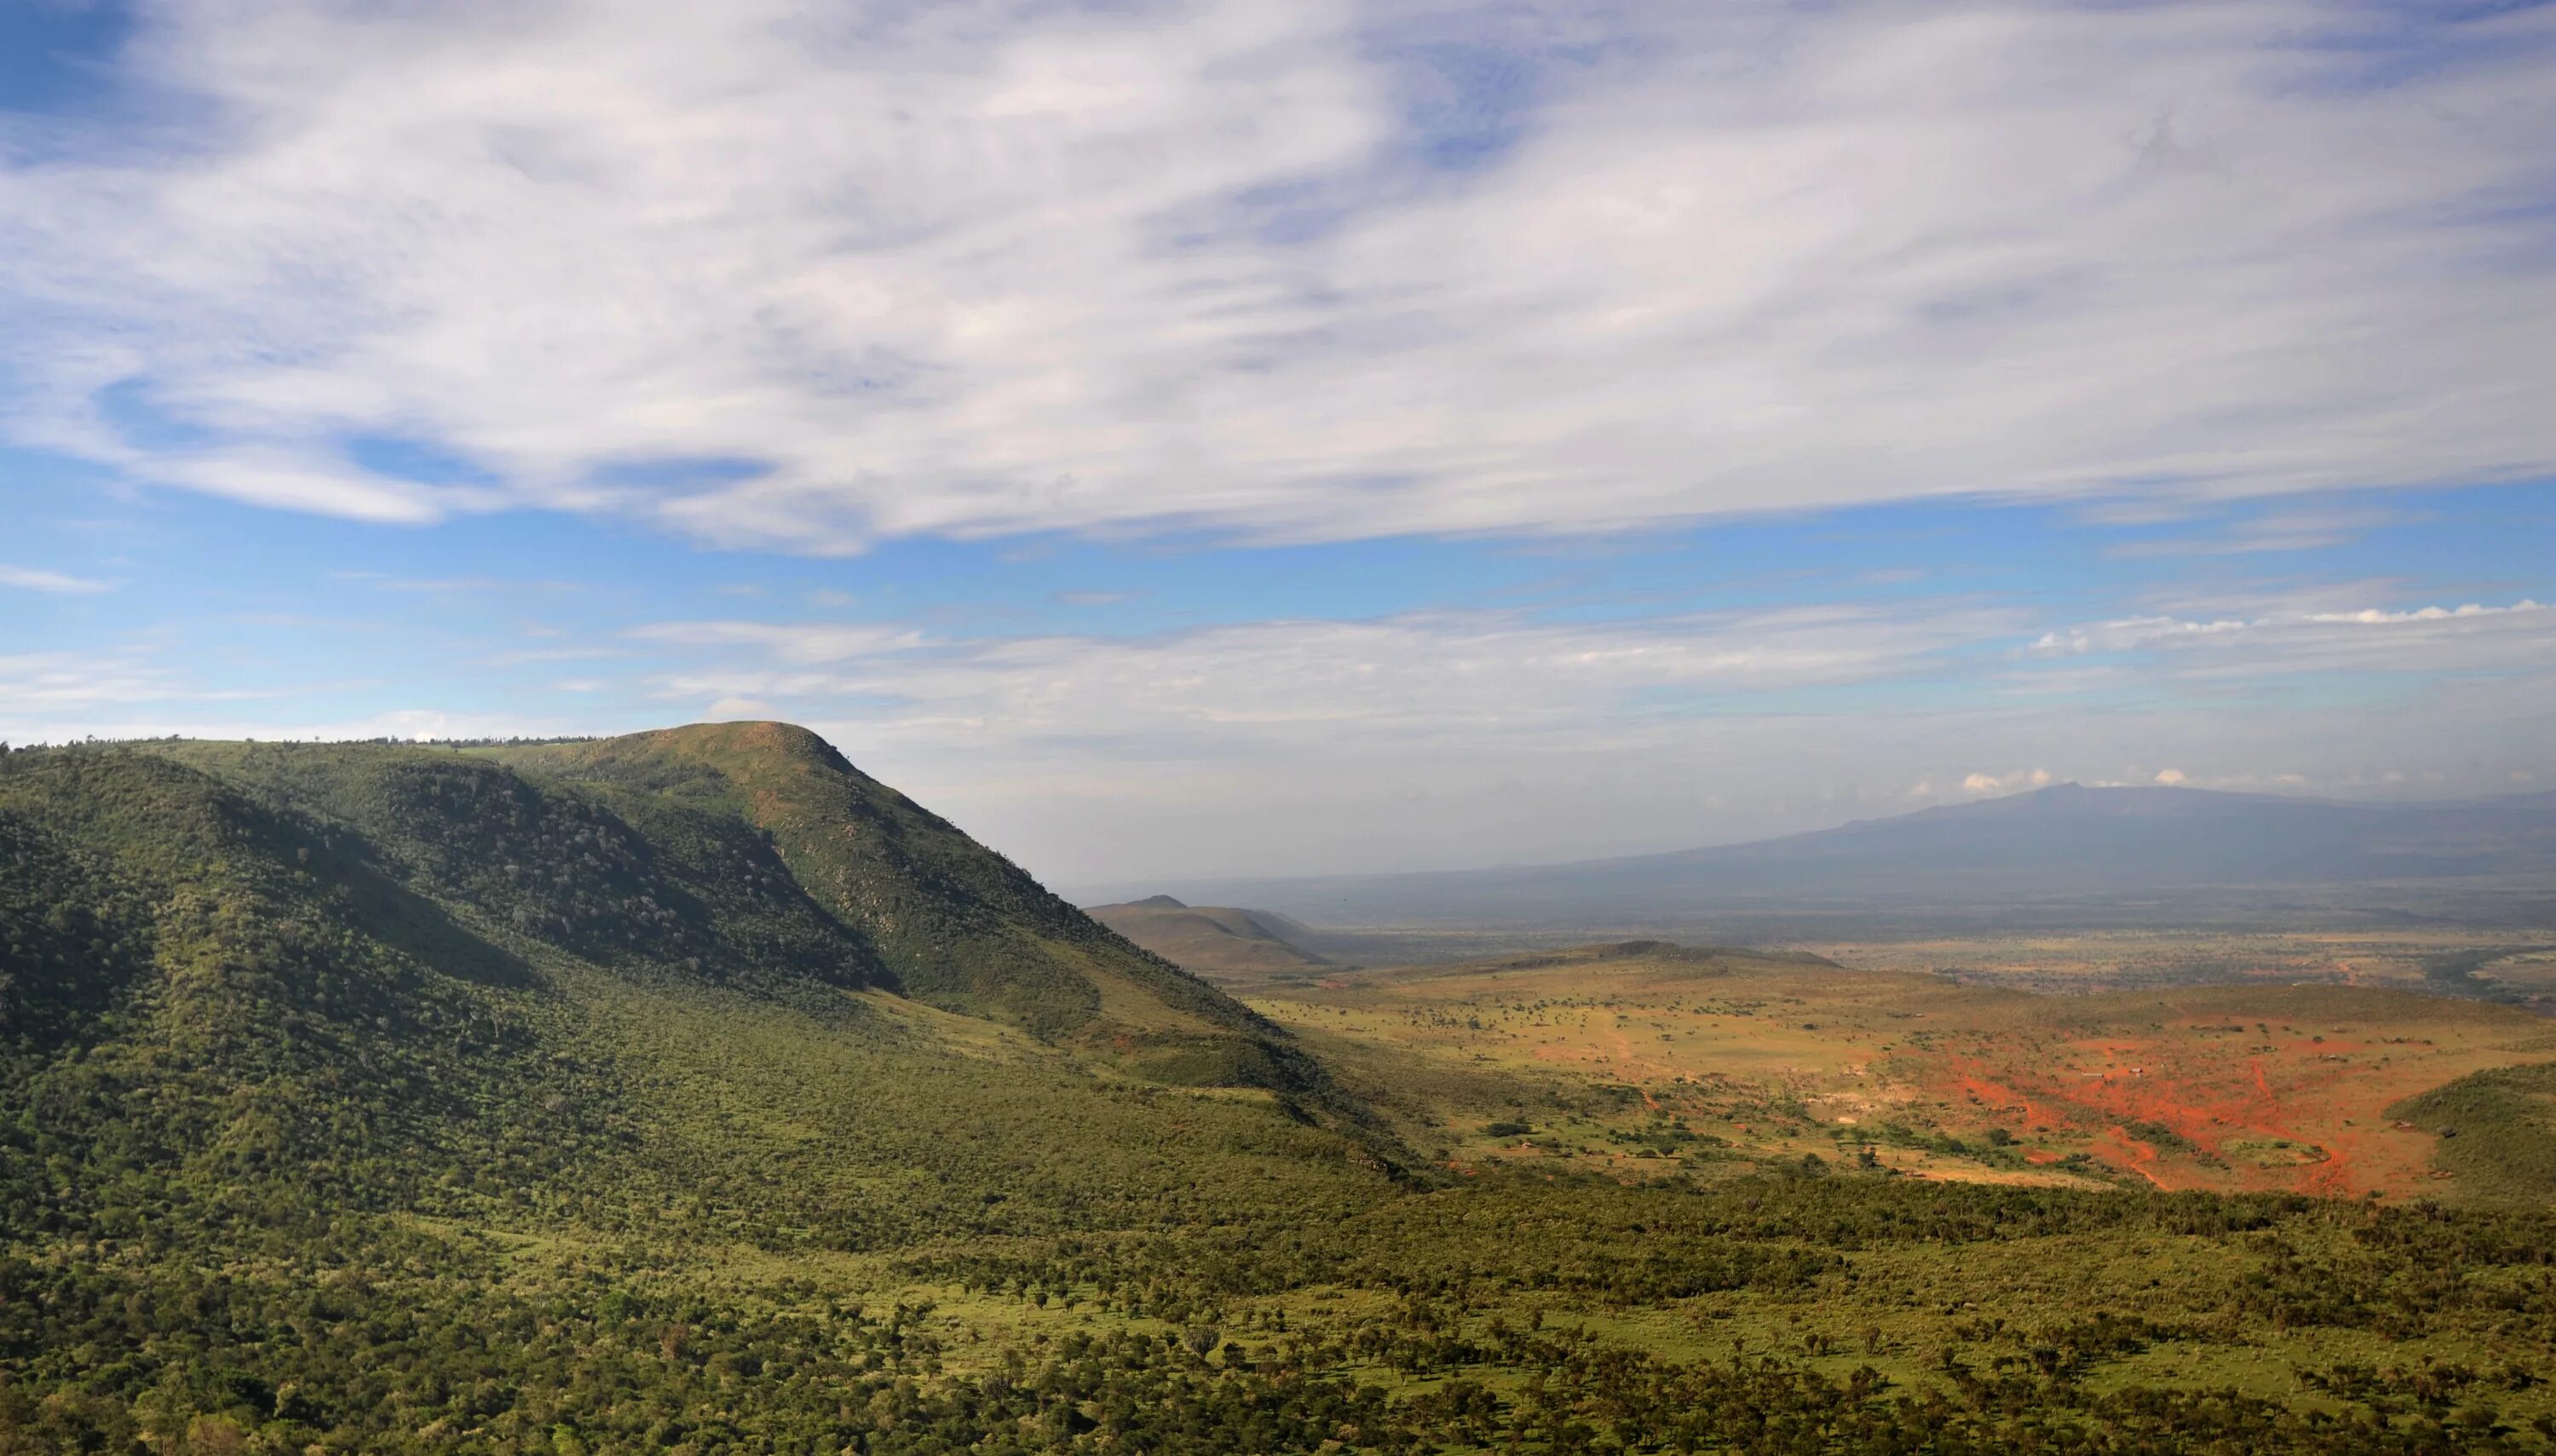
[1083, 895, 1333, 982]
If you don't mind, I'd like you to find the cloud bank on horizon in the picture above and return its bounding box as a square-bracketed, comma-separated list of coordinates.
[2, 0, 2552, 882]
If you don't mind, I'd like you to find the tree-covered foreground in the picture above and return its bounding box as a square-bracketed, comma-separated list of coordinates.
[7, 732, 2556, 1453]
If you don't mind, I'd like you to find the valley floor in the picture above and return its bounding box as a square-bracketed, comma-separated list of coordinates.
[16, 951, 2556, 1452]
[1238, 941, 2556, 1202]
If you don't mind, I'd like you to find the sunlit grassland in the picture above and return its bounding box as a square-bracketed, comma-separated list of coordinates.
[1246, 941, 2556, 1202]
[1793, 928, 2556, 1006]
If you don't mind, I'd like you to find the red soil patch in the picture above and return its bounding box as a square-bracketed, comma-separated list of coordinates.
[1904, 1013, 2539, 1199]
[2090, 1125, 2177, 1190]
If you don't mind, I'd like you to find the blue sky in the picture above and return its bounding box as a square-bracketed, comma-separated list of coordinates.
[3, 1, 2553, 885]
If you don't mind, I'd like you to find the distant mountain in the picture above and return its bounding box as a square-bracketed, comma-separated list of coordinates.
[1085, 895, 1332, 981]
[1129, 783, 2556, 932]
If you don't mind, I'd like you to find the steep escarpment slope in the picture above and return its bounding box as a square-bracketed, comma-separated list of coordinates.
[489, 723, 1326, 1089]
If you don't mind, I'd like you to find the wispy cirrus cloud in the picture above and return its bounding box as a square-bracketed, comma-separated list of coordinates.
[0, 2, 2550, 549]
[0, 564, 113, 594]
[0, 652, 172, 709]
[636, 602, 2019, 745]
[2029, 596, 2556, 676]
[478, 646, 636, 666]
[328, 572, 582, 594]
[2303, 601, 2548, 628]
[0, 649, 335, 717]
[2102, 507, 2415, 558]
[628, 619, 928, 665]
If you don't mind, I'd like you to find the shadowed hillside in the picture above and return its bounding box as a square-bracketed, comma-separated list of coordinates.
[109, 725, 1327, 1096]
[482, 724, 1327, 1089]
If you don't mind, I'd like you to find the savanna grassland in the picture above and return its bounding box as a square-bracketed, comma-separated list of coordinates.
[1788, 933, 2556, 1010]
[1239, 942, 2556, 1200]
[10, 730, 2556, 1455]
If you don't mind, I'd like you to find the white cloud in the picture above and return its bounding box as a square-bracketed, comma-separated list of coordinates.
[2104, 507, 2411, 559]
[0, 565, 114, 594]
[0, 652, 175, 709]
[0, 2, 2549, 547]
[2154, 768, 2187, 786]
[1961, 767, 2051, 793]
[331, 572, 581, 594]
[627, 620, 926, 664]
[2029, 597, 2556, 676]
[0, 651, 358, 735]
[2030, 616, 2248, 655]
[596, 594, 2556, 878]
[2302, 600, 2545, 626]
[637, 602, 2017, 743]
[481, 646, 633, 665]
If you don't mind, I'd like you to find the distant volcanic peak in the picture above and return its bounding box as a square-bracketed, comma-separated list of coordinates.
[1184, 779, 2556, 930]
[1131, 894, 1189, 908]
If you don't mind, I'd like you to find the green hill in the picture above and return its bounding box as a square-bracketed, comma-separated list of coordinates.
[0, 731, 1416, 1447]
[130, 723, 1322, 1091]
[0, 731, 1387, 1241]
[481, 727, 1316, 1085]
